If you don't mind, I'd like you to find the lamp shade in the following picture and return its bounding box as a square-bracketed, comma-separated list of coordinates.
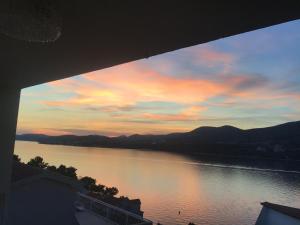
[0, 0, 62, 43]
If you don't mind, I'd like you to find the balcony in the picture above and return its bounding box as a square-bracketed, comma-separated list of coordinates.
[76, 193, 152, 225]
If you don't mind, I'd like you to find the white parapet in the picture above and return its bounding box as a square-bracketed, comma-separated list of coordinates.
[76, 193, 152, 225]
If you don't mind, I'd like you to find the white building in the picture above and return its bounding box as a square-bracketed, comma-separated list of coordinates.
[256, 202, 300, 225]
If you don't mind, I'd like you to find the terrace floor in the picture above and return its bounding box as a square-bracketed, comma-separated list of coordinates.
[75, 211, 114, 225]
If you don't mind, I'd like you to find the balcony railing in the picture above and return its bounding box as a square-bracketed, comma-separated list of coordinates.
[77, 193, 152, 225]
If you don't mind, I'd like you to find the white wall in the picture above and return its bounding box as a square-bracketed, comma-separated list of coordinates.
[256, 207, 300, 225]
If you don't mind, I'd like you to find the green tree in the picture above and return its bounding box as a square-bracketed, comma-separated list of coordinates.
[27, 156, 48, 169]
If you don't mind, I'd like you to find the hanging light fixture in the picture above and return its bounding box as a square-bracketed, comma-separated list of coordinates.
[0, 0, 62, 43]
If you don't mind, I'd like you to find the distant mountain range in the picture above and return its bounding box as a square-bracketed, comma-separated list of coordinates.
[16, 121, 300, 160]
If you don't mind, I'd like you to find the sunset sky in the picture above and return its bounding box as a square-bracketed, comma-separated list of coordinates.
[17, 20, 300, 136]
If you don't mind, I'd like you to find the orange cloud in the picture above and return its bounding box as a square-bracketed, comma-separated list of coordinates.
[47, 63, 228, 108]
[140, 105, 207, 122]
[29, 128, 72, 136]
[185, 46, 235, 74]
[39, 60, 300, 137]
[44, 62, 284, 126]
[46, 64, 274, 113]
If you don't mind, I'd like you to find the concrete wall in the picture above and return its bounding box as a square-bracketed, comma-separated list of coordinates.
[0, 89, 20, 225]
[256, 207, 300, 225]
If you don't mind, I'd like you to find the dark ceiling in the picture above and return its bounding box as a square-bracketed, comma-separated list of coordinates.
[1, 1, 300, 89]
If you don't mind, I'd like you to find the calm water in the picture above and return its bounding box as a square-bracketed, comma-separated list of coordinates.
[15, 141, 300, 225]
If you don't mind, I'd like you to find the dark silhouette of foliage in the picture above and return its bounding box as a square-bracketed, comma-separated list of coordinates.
[46, 165, 57, 172]
[91, 183, 105, 193]
[27, 156, 48, 169]
[27, 157, 77, 178]
[80, 176, 96, 190]
[66, 166, 77, 178]
[21, 155, 143, 217]
[13, 154, 21, 162]
[26, 156, 118, 198]
[25, 156, 122, 200]
[104, 187, 119, 197]
[57, 164, 67, 174]
[79, 177, 117, 197]
[56, 165, 77, 179]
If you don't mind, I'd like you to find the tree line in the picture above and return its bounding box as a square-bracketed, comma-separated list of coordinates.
[15, 154, 196, 224]
[14, 154, 119, 198]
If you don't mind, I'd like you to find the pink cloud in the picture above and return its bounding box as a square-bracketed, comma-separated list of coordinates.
[186, 46, 235, 73]
[41, 60, 299, 134]
[197, 48, 235, 66]
[46, 63, 228, 108]
[44, 62, 284, 115]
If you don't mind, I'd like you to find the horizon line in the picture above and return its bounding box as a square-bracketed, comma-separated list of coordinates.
[16, 120, 299, 137]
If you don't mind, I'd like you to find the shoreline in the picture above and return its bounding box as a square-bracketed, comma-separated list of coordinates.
[16, 140, 300, 174]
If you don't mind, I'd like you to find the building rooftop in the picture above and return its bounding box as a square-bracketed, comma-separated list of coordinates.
[261, 202, 300, 220]
[9, 163, 152, 225]
[9, 174, 80, 225]
[11, 162, 42, 183]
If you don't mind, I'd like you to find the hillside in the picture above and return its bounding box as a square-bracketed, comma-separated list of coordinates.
[16, 121, 300, 160]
